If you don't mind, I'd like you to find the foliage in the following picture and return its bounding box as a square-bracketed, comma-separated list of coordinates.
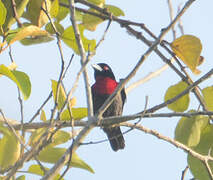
[0, 0, 212, 179]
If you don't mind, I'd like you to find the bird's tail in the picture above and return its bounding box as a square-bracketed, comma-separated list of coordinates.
[104, 127, 125, 151]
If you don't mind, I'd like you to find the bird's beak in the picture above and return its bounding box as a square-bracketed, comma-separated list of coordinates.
[92, 64, 102, 71]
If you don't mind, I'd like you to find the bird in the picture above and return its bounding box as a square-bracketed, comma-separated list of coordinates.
[91, 63, 126, 151]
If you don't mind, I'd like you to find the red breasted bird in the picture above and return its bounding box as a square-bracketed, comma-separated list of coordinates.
[92, 63, 126, 151]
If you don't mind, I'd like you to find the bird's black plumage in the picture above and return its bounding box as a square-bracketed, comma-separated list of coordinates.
[92, 63, 126, 151]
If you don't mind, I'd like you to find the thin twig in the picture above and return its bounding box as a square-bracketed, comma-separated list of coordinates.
[10, 0, 22, 27]
[29, 92, 53, 123]
[68, 0, 93, 117]
[167, 0, 176, 39]
[181, 166, 189, 180]
[95, 19, 112, 49]
[178, 4, 185, 35]
[62, 54, 74, 80]
[0, 109, 25, 147]
[126, 58, 175, 93]
[123, 122, 213, 162]
[9, 46, 14, 63]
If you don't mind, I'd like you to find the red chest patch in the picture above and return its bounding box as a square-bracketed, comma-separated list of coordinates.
[92, 77, 118, 95]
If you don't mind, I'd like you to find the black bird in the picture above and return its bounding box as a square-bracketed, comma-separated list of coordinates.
[91, 63, 126, 151]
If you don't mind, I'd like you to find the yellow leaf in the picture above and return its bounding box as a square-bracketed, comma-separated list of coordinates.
[40, 109, 47, 122]
[0, 62, 17, 78]
[28, 164, 63, 180]
[171, 35, 202, 74]
[8, 25, 48, 45]
[60, 107, 88, 121]
[72, 107, 88, 120]
[0, 123, 21, 171]
[1, 25, 49, 51]
[69, 97, 77, 108]
[50, 0, 59, 18]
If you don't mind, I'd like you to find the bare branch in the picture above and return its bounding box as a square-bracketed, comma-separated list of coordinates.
[126, 58, 175, 93]
[8, 110, 213, 131]
[122, 122, 213, 163]
[10, 0, 22, 27]
[68, 0, 93, 117]
[29, 92, 52, 123]
[167, 0, 176, 39]
[181, 166, 189, 180]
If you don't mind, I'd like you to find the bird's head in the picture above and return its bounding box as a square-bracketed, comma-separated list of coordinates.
[92, 63, 115, 80]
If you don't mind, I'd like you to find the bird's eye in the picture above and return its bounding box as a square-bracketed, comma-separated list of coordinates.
[103, 66, 109, 71]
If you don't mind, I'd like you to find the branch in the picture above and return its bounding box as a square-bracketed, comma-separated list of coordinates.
[126, 58, 175, 93]
[10, 0, 22, 27]
[167, 0, 176, 39]
[122, 122, 213, 177]
[181, 166, 189, 180]
[9, 110, 213, 131]
[41, 0, 197, 178]
[68, 0, 93, 117]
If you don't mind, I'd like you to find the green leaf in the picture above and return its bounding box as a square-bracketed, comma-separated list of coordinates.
[45, 22, 64, 34]
[28, 165, 63, 180]
[50, 0, 59, 18]
[56, 2, 83, 22]
[12, 70, 31, 100]
[38, 146, 94, 173]
[56, 0, 69, 22]
[164, 81, 189, 112]
[2, 0, 29, 31]
[82, 8, 103, 31]
[26, 0, 51, 27]
[51, 130, 71, 146]
[0, 0, 7, 26]
[16, 175, 25, 180]
[20, 35, 54, 45]
[87, 0, 105, 6]
[60, 108, 88, 120]
[62, 24, 96, 54]
[188, 124, 213, 180]
[72, 108, 88, 120]
[60, 108, 71, 121]
[29, 128, 46, 146]
[202, 86, 213, 111]
[40, 110, 47, 122]
[51, 80, 66, 110]
[0, 123, 21, 171]
[0, 65, 31, 100]
[175, 111, 208, 147]
[29, 128, 71, 147]
[104, 5, 125, 16]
